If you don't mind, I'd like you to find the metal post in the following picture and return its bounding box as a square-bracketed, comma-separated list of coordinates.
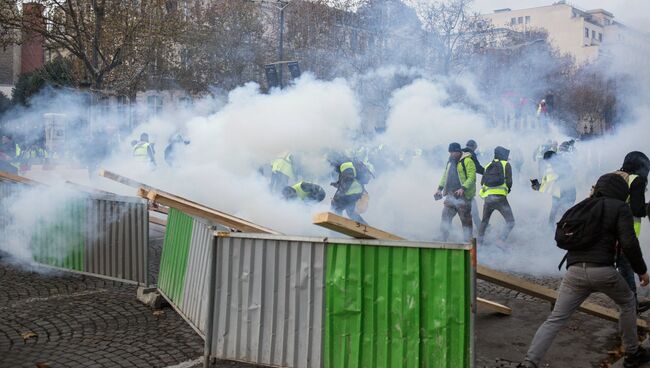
[469, 238, 477, 368]
[203, 236, 219, 368]
[278, 3, 285, 88]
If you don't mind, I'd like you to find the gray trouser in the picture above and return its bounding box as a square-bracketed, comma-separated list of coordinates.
[478, 195, 515, 241]
[525, 264, 638, 365]
[440, 197, 473, 242]
[471, 198, 481, 234]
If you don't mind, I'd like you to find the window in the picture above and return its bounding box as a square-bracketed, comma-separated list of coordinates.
[510, 17, 516, 25]
[592, 30, 596, 39]
[178, 97, 192, 108]
[517, 16, 523, 24]
[585, 27, 589, 38]
[147, 95, 163, 116]
[598, 33, 603, 42]
[525, 16, 531, 24]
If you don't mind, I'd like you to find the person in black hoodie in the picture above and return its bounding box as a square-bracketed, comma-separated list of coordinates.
[519, 173, 650, 368]
[615, 151, 650, 312]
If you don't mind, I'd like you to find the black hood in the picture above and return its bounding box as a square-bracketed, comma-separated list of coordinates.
[621, 151, 650, 177]
[593, 173, 629, 201]
[494, 146, 510, 161]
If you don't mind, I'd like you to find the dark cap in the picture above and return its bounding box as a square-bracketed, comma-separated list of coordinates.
[466, 139, 477, 150]
[448, 142, 462, 153]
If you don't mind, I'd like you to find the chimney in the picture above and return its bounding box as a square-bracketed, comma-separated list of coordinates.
[21, 2, 46, 74]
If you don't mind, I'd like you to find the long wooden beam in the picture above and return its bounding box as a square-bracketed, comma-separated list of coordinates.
[99, 169, 151, 190]
[0, 170, 40, 185]
[477, 265, 647, 328]
[313, 212, 648, 329]
[314, 212, 511, 315]
[140, 188, 280, 235]
[313, 212, 405, 240]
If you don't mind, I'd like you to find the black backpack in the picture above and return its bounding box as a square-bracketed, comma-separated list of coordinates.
[353, 160, 373, 185]
[555, 197, 606, 269]
[555, 197, 605, 251]
[482, 160, 505, 187]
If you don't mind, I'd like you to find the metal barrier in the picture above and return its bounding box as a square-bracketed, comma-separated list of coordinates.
[0, 177, 149, 285]
[156, 209, 473, 368]
[157, 208, 215, 336]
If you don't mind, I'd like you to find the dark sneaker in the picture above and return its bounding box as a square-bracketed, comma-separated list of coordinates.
[516, 361, 537, 368]
[624, 346, 650, 368]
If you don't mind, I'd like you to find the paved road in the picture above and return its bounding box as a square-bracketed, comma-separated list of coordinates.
[0, 256, 204, 368]
[0, 222, 625, 368]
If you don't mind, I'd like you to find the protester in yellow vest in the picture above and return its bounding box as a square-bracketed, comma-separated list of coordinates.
[532, 151, 576, 225]
[132, 133, 156, 168]
[282, 181, 326, 203]
[331, 160, 367, 224]
[478, 146, 515, 244]
[435, 142, 476, 242]
[614, 151, 650, 314]
[270, 153, 295, 193]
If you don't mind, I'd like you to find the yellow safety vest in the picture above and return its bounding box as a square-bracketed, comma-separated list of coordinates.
[292, 181, 308, 200]
[340, 162, 363, 195]
[10, 144, 21, 169]
[618, 172, 642, 236]
[133, 142, 150, 161]
[480, 160, 509, 198]
[539, 164, 561, 198]
[271, 155, 295, 180]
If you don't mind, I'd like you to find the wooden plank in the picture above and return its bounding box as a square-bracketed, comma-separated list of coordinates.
[0, 170, 40, 185]
[478, 265, 648, 329]
[140, 188, 280, 235]
[313, 212, 404, 240]
[478, 297, 512, 315]
[149, 216, 167, 227]
[99, 169, 150, 190]
[65, 181, 117, 195]
[313, 212, 648, 330]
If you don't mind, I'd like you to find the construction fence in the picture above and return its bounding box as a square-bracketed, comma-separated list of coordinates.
[159, 208, 474, 368]
[0, 176, 149, 285]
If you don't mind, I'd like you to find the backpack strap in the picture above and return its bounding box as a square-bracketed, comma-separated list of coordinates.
[460, 157, 468, 178]
[558, 253, 568, 270]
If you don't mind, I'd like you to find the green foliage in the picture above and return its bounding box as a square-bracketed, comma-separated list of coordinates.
[11, 58, 75, 106]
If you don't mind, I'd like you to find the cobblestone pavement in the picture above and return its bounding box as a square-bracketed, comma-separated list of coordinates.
[0, 257, 204, 368]
[0, 221, 627, 368]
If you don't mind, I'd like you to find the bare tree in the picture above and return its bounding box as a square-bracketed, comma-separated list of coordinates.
[174, 0, 269, 92]
[418, 0, 491, 75]
[0, 0, 182, 92]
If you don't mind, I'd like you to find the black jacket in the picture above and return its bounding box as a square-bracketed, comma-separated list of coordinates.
[462, 148, 484, 175]
[566, 173, 647, 274]
[620, 151, 649, 218]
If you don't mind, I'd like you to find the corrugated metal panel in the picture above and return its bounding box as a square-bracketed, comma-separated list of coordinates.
[85, 198, 149, 283]
[209, 235, 325, 368]
[181, 218, 215, 335]
[31, 198, 86, 271]
[324, 243, 470, 368]
[0, 179, 26, 242]
[158, 207, 194, 305]
[0, 178, 148, 283]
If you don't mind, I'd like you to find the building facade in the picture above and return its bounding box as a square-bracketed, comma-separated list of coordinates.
[481, 2, 622, 64]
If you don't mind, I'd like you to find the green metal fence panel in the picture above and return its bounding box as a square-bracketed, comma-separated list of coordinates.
[324, 243, 470, 368]
[31, 198, 86, 271]
[158, 207, 194, 306]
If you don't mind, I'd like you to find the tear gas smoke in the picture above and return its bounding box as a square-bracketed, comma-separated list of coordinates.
[1, 2, 649, 280]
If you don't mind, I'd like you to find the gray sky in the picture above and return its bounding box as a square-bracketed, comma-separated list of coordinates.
[471, 0, 649, 29]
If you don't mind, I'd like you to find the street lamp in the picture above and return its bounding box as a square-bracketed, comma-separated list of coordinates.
[255, 0, 291, 87]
